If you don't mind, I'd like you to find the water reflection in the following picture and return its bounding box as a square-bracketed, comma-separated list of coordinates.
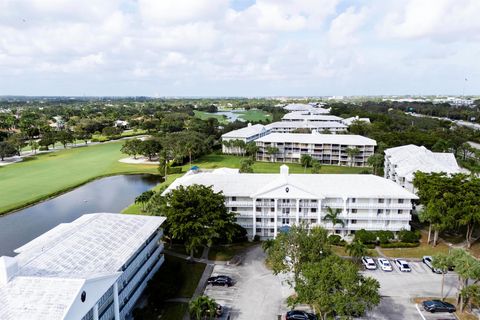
[0, 174, 161, 256]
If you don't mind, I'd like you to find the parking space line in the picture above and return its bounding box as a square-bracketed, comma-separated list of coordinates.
[415, 304, 427, 320]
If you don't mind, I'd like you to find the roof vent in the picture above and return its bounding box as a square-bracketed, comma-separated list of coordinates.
[247, 123, 252, 127]
[280, 165, 289, 176]
[0, 256, 18, 285]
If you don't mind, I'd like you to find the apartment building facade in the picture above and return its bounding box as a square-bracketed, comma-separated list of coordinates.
[164, 166, 417, 240]
[0, 213, 166, 320]
[255, 132, 376, 166]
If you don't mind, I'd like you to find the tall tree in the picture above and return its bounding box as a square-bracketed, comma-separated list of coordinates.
[0, 141, 16, 161]
[266, 146, 279, 162]
[300, 154, 313, 173]
[293, 255, 380, 320]
[345, 147, 361, 167]
[432, 253, 453, 301]
[135, 190, 155, 212]
[189, 295, 217, 320]
[367, 153, 384, 175]
[322, 206, 344, 234]
[346, 240, 368, 264]
[239, 158, 254, 173]
[149, 184, 237, 258]
[121, 139, 142, 159]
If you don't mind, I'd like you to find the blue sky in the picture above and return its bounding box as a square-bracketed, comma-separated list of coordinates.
[0, 0, 478, 97]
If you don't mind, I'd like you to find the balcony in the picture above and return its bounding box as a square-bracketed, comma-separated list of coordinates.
[225, 201, 253, 207]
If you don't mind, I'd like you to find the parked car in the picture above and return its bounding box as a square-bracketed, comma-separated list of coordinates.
[207, 275, 234, 287]
[377, 258, 393, 271]
[422, 300, 456, 313]
[286, 310, 318, 320]
[362, 256, 377, 270]
[394, 259, 411, 272]
[422, 256, 444, 274]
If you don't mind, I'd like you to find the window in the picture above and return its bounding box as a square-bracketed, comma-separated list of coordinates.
[256, 218, 261, 222]
[270, 229, 275, 233]
[351, 219, 357, 224]
[378, 199, 384, 203]
[256, 228, 261, 233]
[398, 199, 404, 204]
[310, 219, 317, 223]
[271, 207, 275, 212]
[377, 209, 383, 214]
[282, 218, 290, 224]
[311, 208, 317, 213]
[283, 208, 290, 214]
[351, 198, 356, 203]
[256, 207, 261, 212]
[231, 207, 237, 212]
[270, 218, 274, 222]
[386, 209, 390, 214]
[232, 196, 236, 201]
[299, 208, 302, 212]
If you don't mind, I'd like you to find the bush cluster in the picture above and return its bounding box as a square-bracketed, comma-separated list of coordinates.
[353, 229, 420, 247]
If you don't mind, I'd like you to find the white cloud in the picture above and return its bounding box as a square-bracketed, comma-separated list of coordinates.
[328, 6, 367, 47]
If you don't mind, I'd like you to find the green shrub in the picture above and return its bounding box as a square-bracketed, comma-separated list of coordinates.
[379, 242, 420, 248]
[365, 243, 376, 249]
[167, 167, 183, 174]
[39, 146, 48, 151]
[328, 235, 342, 245]
[354, 229, 377, 244]
[398, 229, 420, 243]
[376, 230, 394, 244]
[253, 235, 260, 242]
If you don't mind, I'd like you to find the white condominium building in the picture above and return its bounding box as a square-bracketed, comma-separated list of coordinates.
[266, 121, 347, 134]
[255, 132, 376, 166]
[221, 123, 270, 154]
[282, 112, 344, 122]
[0, 213, 166, 320]
[284, 103, 330, 114]
[164, 166, 417, 240]
[342, 116, 371, 126]
[384, 145, 463, 193]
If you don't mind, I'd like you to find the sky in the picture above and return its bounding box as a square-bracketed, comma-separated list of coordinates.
[0, 0, 479, 97]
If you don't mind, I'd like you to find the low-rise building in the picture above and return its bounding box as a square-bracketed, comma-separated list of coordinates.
[284, 103, 330, 114]
[282, 112, 344, 123]
[164, 166, 417, 239]
[342, 116, 371, 126]
[255, 132, 376, 166]
[266, 121, 347, 134]
[0, 213, 166, 320]
[384, 145, 463, 193]
[221, 123, 270, 154]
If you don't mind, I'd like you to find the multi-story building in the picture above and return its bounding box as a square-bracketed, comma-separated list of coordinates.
[266, 121, 347, 133]
[384, 145, 463, 193]
[255, 132, 376, 166]
[221, 123, 270, 154]
[0, 213, 166, 320]
[283, 103, 330, 114]
[164, 166, 417, 240]
[282, 112, 344, 123]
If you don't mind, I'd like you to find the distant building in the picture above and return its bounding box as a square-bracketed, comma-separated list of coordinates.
[283, 103, 330, 114]
[164, 166, 417, 239]
[384, 145, 463, 193]
[0, 213, 166, 320]
[221, 123, 270, 154]
[282, 112, 343, 123]
[266, 121, 347, 134]
[342, 116, 371, 126]
[49, 116, 65, 130]
[114, 120, 129, 129]
[255, 132, 376, 166]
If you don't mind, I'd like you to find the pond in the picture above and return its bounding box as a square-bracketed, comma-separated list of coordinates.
[215, 110, 246, 122]
[0, 174, 161, 256]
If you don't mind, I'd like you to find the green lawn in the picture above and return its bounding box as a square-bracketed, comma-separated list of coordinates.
[0, 141, 157, 215]
[193, 110, 229, 124]
[238, 109, 272, 122]
[208, 242, 258, 261]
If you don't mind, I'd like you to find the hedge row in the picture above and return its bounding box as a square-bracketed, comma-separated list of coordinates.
[379, 242, 420, 248]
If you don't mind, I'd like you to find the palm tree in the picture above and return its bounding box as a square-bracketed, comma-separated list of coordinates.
[345, 147, 360, 167]
[367, 154, 384, 175]
[222, 140, 231, 154]
[189, 295, 217, 320]
[346, 240, 367, 263]
[322, 206, 344, 234]
[300, 154, 313, 173]
[432, 254, 452, 301]
[135, 190, 155, 212]
[266, 146, 279, 162]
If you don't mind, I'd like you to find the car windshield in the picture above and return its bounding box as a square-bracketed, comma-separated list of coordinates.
[402, 264, 409, 268]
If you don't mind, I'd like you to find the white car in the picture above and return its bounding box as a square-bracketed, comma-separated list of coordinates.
[377, 258, 393, 272]
[394, 258, 411, 272]
[362, 256, 377, 270]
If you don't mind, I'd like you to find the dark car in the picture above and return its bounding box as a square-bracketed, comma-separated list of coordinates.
[422, 300, 456, 313]
[207, 275, 234, 287]
[286, 310, 318, 320]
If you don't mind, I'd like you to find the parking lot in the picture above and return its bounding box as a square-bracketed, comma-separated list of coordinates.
[204, 245, 293, 320]
[361, 259, 458, 320]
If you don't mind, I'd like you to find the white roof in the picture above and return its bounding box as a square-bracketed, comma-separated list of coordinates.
[165, 168, 417, 199]
[265, 121, 347, 129]
[255, 132, 377, 146]
[284, 104, 330, 114]
[342, 117, 371, 126]
[385, 145, 463, 180]
[282, 112, 343, 121]
[0, 213, 165, 320]
[221, 124, 268, 139]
